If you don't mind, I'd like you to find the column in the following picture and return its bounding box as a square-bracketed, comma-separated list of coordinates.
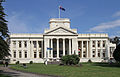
[27, 40, 30, 58]
[95, 40, 98, 57]
[31, 41, 34, 58]
[81, 41, 83, 58]
[69, 39, 71, 55]
[16, 40, 19, 58]
[57, 38, 59, 58]
[63, 39, 65, 56]
[51, 39, 53, 58]
[90, 40, 93, 58]
[86, 41, 89, 58]
[37, 41, 39, 58]
[100, 40, 103, 58]
[41, 41, 43, 58]
[44, 39, 47, 58]
[47, 39, 50, 58]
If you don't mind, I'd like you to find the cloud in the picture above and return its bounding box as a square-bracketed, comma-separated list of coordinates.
[89, 19, 120, 32]
[7, 12, 29, 33]
[113, 11, 120, 17]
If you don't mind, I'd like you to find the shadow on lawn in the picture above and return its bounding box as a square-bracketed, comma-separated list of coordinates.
[92, 62, 120, 68]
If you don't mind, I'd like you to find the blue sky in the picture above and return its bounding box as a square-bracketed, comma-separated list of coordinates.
[3, 0, 120, 37]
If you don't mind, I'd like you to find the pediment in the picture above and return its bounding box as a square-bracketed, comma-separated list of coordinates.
[45, 27, 77, 35]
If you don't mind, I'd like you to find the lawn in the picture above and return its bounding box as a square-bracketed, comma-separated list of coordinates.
[11, 63, 120, 77]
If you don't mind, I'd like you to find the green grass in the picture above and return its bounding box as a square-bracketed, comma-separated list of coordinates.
[11, 63, 120, 77]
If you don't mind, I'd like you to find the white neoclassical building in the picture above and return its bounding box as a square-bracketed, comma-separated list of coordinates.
[9, 18, 116, 64]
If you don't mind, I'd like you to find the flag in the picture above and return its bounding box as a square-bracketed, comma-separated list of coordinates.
[59, 6, 65, 11]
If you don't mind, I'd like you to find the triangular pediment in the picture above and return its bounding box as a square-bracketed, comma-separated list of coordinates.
[45, 27, 77, 35]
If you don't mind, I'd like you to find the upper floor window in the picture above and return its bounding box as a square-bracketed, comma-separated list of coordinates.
[33, 41, 37, 48]
[13, 41, 16, 48]
[24, 41, 27, 48]
[103, 41, 106, 47]
[98, 41, 100, 47]
[19, 41, 22, 48]
[92, 41, 95, 47]
[38, 41, 42, 48]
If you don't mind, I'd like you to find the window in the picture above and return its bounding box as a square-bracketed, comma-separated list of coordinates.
[24, 41, 27, 48]
[83, 41, 86, 47]
[92, 41, 95, 47]
[34, 52, 37, 58]
[13, 51, 16, 58]
[19, 51, 22, 58]
[25, 51, 27, 58]
[38, 41, 42, 48]
[39, 52, 42, 58]
[98, 50, 100, 57]
[98, 41, 100, 47]
[103, 41, 105, 47]
[13, 41, 16, 48]
[33, 41, 37, 48]
[19, 41, 22, 48]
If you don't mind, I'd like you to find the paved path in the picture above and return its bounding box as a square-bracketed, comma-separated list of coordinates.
[0, 66, 56, 77]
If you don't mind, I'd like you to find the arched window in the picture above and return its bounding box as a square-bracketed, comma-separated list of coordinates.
[19, 51, 22, 58]
[13, 51, 16, 58]
[25, 51, 27, 58]
[34, 52, 37, 58]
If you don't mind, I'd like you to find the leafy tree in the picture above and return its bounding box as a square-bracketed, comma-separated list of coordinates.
[0, 0, 10, 59]
[113, 44, 120, 62]
[61, 55, 80, 65]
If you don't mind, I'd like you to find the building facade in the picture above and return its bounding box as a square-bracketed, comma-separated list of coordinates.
[9, 18, 116, 64]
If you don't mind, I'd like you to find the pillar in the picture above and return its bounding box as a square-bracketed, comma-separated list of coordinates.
[86, 41, 89, 58]
[69, 39, 71, 55]
[63, 39, 65, 56]
[81, 41, 83, 58]
[95, 40, 98, 57]
[51, 39, 53, 58]
[57, 38, 59, 58]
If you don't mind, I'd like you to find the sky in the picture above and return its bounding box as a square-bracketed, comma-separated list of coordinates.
[2, 0, 120, 37]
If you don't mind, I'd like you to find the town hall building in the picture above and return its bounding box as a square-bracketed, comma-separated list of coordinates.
[9, 18, 116, 64]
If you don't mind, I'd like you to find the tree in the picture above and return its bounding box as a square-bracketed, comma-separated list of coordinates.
[61, 55, 80, 65]
[0, 0, 10, 59]
[113, 44, 120, 62]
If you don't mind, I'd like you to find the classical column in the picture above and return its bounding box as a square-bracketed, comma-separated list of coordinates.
[47, 39, 50, 58]
[69, 39, 71, 55]
[16, 40, 19, 58]
[41, 41, 43, 58]
[37, 41, 39, 58]
[51, 39, 53, 58]
[81, 41, 83, 58]
[95, 40, 98, 57]
[27, 40, 30, 58]
[90, 40, 93, 58]
[100, 40, 103, 58]
[57, 38, 59, 58]
[86, 41, 89, 58]
[63, 39, 65, 56]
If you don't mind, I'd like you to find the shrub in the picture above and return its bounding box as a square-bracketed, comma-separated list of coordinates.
[88, 59, 92, 63]
[16, 61, 19, 64]
[29, 61, 33, 64]
[61, 55, 80, 65]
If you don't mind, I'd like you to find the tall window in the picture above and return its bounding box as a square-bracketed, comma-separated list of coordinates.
[38, 41, 41, 48]
[34, 52, 37, 58]
[19, 51, 22, 58]
[19, 41, 22, 48]
[98, 50, 100, 57]
[25, 51, 27, 58]
[103, 41, 105, 47]
[92, 41, 95, 47]
[98, 41, 100, 47]
[33, 41, 37, 48]
[24, 41, 27, 48]
[39, 52, 42, 58]
[13, 51, 16, 58]
[13, 41, 16, 48]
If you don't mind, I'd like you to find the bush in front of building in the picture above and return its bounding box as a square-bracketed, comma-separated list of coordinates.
[113, 44, 120, 62]
[16, 61, 19, 64]
[61, 55, 80, 65]
[29, 61, 33, 64]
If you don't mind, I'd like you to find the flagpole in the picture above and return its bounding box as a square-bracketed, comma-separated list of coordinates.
[59, 6, 60, 19]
